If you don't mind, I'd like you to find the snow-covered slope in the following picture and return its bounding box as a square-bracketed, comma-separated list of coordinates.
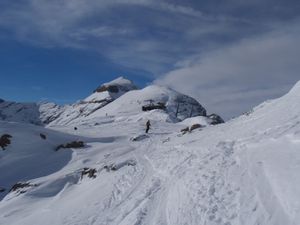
[0, 101, 42, 125]
[1, 80, 300, 225]
[0, 77, 138, 126]
[0, 78, 210, 126]
[78, 85, 207, 124]
[44, 77, 139, 126]
[0, 121, 74, 200]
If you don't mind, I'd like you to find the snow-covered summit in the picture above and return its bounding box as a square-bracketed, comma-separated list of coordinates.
[0, 77, 139, 126]
[45, 77, 138, 126]
[101, 76, 137, 90]
[83, 84, 207, 122]
[84, 77, 137, 103]
[0, 78, 213, 126]
[94, 76, 137, 94]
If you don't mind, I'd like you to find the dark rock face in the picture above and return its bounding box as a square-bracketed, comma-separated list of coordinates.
[94, 83, 137, 94]
[171, 94, 207, 120]
[55, 141, 85, 151]
[95, 85, 120, 93]
[0, 99, 4, 103]
[81, 168, 97, 179]
[0, 134, 12, 150]
[9, 182, 38, 193]
[190, 124, 203, 131]
[142, 102, 166, 111]
[208, 114, 225, 125]
[181, 127, 189, 133]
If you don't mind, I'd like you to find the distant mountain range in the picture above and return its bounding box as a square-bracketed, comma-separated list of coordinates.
[0, 76, 223, 126]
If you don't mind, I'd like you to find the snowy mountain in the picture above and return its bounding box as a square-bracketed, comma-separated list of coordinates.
[78, 84, 207, 124]
[1, 79, 300, 225]
[0, 77, 210, 126]
[0, 101, 43, 125]
[0, 77, 138, 126]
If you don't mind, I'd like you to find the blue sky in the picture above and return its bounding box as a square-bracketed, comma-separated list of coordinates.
[0, 0, 300, 118]
[0, 38, 152, 104]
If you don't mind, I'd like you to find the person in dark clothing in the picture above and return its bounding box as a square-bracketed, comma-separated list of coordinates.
[145, 120, 151, 133]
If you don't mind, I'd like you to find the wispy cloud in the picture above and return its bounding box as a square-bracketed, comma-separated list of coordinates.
[0, 0, 286, 73]
[156, 21, 300, 119]
[1, 0, 300, 117]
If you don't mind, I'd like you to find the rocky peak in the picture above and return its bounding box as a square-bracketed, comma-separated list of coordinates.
[94, 76, 138, 94]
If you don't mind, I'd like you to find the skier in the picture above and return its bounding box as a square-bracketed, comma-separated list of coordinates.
[145, 120, 151, 133]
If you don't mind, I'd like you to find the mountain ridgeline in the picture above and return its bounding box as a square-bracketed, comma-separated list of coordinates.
[0, 77, 223, 126]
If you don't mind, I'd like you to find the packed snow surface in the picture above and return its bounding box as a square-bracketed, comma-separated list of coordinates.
[1, 81, 300, 225]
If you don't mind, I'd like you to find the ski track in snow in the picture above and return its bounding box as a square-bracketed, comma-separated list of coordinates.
[1, 80, 300, 225]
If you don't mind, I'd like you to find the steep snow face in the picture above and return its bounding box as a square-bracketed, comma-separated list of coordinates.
[83, 85, 207, 123]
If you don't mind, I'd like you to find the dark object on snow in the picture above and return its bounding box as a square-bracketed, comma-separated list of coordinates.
[74, 127, 78, 130]
[104, 159, 136, 172]
[55, 141, 84, 151]
[181, 127, 189, 133]
[81, 168, 97, 179]
[9, 182, 37, 193]
[0, 134, 12, 150]
[243, 109, 254, 116]
[131, 134, 149, 142]
[0, 187, 5, 192]
[142, 100, 166, 112]
[145, 120, 151, 133]
[104, 164, 117, 172]
[208, 114, 224, 125]
[190, 124, 203, 131]
[180, 127, 190, 135]
[40, 133, 47, 140]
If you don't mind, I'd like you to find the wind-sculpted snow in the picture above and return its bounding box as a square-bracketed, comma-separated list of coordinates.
[0, 81, 300, 225]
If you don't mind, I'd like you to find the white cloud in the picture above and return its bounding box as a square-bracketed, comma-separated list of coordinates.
[1, 0, 300, 118]
[156, 22, 300, 119]
[0, 0, 255, 73]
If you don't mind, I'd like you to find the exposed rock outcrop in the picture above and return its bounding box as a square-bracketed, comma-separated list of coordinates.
[0, 134, 12, 150]
[207, 114, 225, 125]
